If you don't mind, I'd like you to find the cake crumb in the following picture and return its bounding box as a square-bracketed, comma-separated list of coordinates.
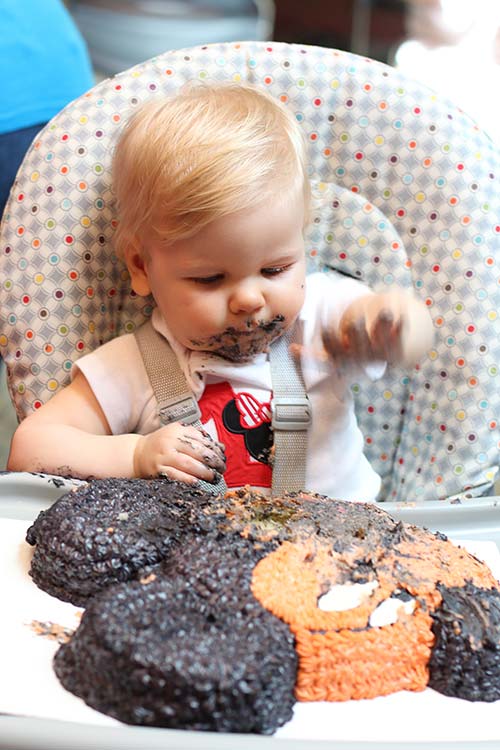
[140, 573, 157, 585]
[28, 619, 75, 644]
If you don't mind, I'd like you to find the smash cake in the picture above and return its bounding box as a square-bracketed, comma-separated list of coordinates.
[26, 479, 500, 733]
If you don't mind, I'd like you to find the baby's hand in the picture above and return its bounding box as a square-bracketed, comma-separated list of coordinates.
[323, 290, 434, 367]
[133, 422, 226, 484]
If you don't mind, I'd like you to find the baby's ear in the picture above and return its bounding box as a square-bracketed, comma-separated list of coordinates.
[124, 246, 152, 296]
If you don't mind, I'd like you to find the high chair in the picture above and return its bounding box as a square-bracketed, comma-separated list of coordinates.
[0, 40, 499, 509]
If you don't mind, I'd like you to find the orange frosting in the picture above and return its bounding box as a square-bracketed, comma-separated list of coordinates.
[251, 529, 498, 701]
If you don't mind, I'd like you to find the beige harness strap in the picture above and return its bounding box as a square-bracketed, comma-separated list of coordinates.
[269, 323, 311, 495]
[134, 321, 228, 495]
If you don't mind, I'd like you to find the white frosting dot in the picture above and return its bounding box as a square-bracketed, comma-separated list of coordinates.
[369, 597, 416, 628]
[318, 580, 379, 611]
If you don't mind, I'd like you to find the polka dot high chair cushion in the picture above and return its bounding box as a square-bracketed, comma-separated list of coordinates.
[1, 41, 499, 502]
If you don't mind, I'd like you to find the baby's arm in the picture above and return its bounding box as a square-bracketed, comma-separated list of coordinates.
[7, 370, 225, 482]
[323, 289, 434, 367]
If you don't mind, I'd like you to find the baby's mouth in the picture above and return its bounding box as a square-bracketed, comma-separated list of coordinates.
[190, 315, 286, 362]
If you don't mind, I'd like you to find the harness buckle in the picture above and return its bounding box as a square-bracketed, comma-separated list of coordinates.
[158, 395, 201, 425]
[271, 396, 312, 431]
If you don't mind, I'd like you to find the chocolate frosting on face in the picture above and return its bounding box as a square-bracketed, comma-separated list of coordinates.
[189, 315, 286, 362]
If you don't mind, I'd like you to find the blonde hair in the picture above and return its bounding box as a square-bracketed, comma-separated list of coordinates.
[112, 82, 309, 257]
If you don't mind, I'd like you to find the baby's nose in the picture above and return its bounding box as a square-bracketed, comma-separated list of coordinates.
[228, 282, 265, 315]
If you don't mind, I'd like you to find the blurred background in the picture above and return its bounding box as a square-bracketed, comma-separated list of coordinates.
[1, 0, 500, 469]
[67, 0, 500, 144]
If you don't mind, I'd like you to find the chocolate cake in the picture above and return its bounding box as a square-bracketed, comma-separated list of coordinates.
[53, 535, 297, 733]
[26, 480, 500, 732]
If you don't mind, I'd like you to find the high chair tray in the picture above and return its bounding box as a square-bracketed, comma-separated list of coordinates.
[0, 471, 499, 750]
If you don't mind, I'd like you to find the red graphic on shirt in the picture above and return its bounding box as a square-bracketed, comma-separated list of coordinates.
[233, 391, 271, 428]
[198, 381, 272, 488]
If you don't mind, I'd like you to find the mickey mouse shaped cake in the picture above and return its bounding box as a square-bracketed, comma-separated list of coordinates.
[26, 479, 500, 733]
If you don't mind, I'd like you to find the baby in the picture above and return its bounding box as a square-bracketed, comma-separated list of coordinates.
[8, 83, 433, 501]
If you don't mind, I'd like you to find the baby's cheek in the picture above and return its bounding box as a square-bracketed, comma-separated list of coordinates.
[188, 298, 224, 334]
[282, 284, 305, 320]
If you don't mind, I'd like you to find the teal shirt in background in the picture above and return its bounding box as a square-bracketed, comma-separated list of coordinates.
[0, 0, 94, 134]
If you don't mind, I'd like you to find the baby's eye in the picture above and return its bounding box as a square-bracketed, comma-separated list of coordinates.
[189, 274, 223, 285]
[261, 265, 290, 277]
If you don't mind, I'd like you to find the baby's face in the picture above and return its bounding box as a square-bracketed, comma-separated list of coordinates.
[137, 191, 307, 362]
